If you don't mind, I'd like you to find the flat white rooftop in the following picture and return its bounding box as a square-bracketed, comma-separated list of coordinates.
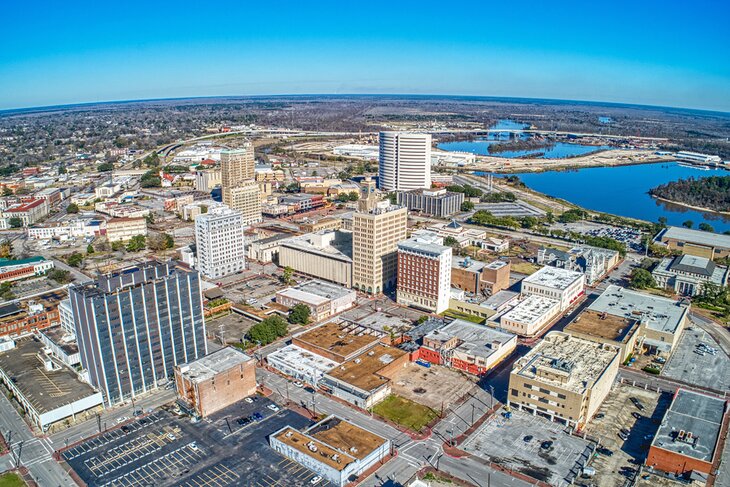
[588, 285, 688, 334]
[266, 344, 338, 375]
[500, 295, 560, 326]
[522, 266, 584, 290]
[178, 347, 251, 384]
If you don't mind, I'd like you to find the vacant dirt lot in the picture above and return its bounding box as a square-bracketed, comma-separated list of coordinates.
[391, 363, 477, 411]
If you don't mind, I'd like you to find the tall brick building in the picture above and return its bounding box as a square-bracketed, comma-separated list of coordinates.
[396, 232, 452, 314]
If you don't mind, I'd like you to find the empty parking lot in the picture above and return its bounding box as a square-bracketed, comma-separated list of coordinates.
[62, 399, 334, 487]
[462, 410, 592, 486]
[662, 326, 730, 392]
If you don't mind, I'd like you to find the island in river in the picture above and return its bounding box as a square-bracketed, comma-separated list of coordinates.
[649, 175, 730, 214]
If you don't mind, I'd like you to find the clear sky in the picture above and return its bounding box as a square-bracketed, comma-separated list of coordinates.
[1, 0, 729, 112]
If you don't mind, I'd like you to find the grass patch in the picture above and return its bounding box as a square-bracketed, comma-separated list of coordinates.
[0, 473, 26, 487]
[442, 309, 485, 324]
[372, 395, 438, 432]
[510, 261, 540, 275]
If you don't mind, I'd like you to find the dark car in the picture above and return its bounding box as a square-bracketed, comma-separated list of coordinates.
[631, 412, 643, 420]
[594, 413, 605, 419]
[523, 435, 533, 442]
[618, 432, 629, 441]
[236, 417, 251, 426]
[630, 397, 645, 411]
[540, 440, 553, 450]
[596, 447, 613, 456]
[253, 412, 263, 421]
[620, 428, 631, 436]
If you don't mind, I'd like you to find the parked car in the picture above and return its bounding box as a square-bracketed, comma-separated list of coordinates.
[523, 435, 533, 442]
[310, 476, 322, 484]
[594, 413, 605, 419]
[244, 397, 254, 404]
[596, 447, 613, 456]
[267, 404, 280, 412]
[630, 397, 645, 411]
[540, 440, 553, 450]
[631, 412, 643, 420]
[293, 381, 304, 388]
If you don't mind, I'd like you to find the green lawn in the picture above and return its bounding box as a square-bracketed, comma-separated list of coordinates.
[442, 309, 485, 324]
[0, 472, 26, 487]
[372, 395, 439, 432]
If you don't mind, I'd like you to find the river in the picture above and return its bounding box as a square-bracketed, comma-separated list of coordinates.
[480, 162, 729, 232]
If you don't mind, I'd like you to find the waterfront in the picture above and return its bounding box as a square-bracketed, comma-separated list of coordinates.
[483, 162, 730, 232]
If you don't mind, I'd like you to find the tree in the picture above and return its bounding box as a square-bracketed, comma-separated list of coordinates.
[0, 241, 13, 259]
[86, 244, 94, 255]
[288, 304, 311, 325]
[140, 170, 161, 188]
[443, 236, 460, 248]
[0, 282, 14, 301]
[47, 269, 72, 284]
[520, 216, 539, 229]
[2, 187, 13, 197]
[285, 182, 300, 193]
[558, 209, 587, 223]
[657, 216, 668, 227]
[682, 220, 694, 229]
[111, 241, 125, 252]
[67, 252, 84, 268]
[545, 211, 555, 224]
[246, 315, 288, 346]
[66, 203, 80, 214]
[8, 217, 22, 228]
[698, 222, 715, 232]
[148, 233, 174, 251]
[629, 268, 656, 290]
[58, 164, 67, 175]
[460, 201, 475, 212]
[282, 266, 294, 285]
[126, 235, 146, 252]
[97, 162, 113, 172]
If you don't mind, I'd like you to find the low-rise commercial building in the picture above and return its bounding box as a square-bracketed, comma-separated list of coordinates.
[299, 216, 342, 233]
[397, 232, 452, 314]
[0, 337, 103, 431]
[655, 226, 730, 259]
[509, 331, 620, 429]
[396, 188, 464, 217]
[174, 347, 256, 418]
[320, 344, 408, 408]
[537, 245, 620, 285]
[270, 416, 390, 487]
[279, 230, 353, 287]
[277, 281, 357, 322]
[652, 254, 728, 296]
[1, 198, 49, 227]
[499, 295, 561, 337]
[647, 389, 727, 477]
[451, 257, 510, 297]
[426, 220, 486, 247]
[587, 285, 689, 355]
[37, 325, 80, 366]
[521, 266, 585, 311]
[0, 292, 61, 338]
[418, 319, 516, 376]
[564, 309, 642, 362]
[0, 256, 54, 283]
[266, 344, 338, 386]
[247, 233, 289, 263]
[105, 217, 147, 242]
[27, 218, 105, 240]
[292, 321, 380, 364]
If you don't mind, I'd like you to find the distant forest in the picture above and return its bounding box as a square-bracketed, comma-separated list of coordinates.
[649, 176, 730, 212]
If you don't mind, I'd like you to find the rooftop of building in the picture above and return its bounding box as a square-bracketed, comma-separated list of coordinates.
[292, 280, 354, 301]
[665, 254, 721, 279]
[651, 389, 726, 463]
[293, 321, 380, 362]
[5, 198, 46, 212]
[348, 311, 413, 335]
[500, 295, 560, 326]
[403, 317, 447, 342]
[451, 256, 486, 273]
[0, 291, 64, 325]
[0, 337, 99, 414]
[0, 256, 48, 268]
[658, 226, 730, 249]
[513, 332, 620, 395]
[255, 233, 291, 245]
[266, 344, 338, 375]
[274, 415, 387, 471]
[38, 325, 78, 355]
[565, 309, 642, 344]
[398, 234, 450, 256]
[178, 347, 251, 384]
[277, 287, 329, 306]
[325, 344, 406, 392]
[424, 319, 515, 359]
[280, 230, 353, 262]
[522, 266, 584, 290]
[485, 260, 509, 271]
[588, 285, 687, 335]
[481, 290, 520, 310]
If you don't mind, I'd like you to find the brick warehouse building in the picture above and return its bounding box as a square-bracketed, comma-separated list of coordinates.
[647, 389, 727, 477]
[175, 347, 256, 418]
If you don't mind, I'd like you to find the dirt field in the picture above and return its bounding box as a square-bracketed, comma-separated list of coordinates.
[390, 363, 477, 411]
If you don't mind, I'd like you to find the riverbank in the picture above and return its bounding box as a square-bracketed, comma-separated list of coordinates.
[465, 149, 674, 174]
[651, 195, 730, 218]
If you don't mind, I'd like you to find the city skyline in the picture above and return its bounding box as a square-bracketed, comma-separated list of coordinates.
[1, 1, 729, 112]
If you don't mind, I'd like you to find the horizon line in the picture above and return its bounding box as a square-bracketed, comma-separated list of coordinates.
[2, 93, 729, 118]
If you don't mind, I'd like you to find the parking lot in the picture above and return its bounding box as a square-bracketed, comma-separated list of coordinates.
[661, 326, 730, 392]
[462, 410, 592, 486]
[63, 398, 334, 487]
[584, 384, 670, 487]
[224, 275, 283, 307]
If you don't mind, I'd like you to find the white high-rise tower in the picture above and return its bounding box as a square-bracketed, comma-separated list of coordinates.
[378, 132, 431, 191]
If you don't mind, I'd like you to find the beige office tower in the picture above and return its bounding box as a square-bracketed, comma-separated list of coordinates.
[223, 181, 262, 225]
[221, 145, 255, 185]
[221, 144, 262, 224]
[352, 201, 408, 294]
[357, 176, 380, 212]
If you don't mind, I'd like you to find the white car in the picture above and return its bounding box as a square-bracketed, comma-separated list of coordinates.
[116, 416, 128, 424]
[244, 397, 254, 404]
[293, 381, 304, 388]
[267, 404, 280, 412]
[310, 476, 322, 484]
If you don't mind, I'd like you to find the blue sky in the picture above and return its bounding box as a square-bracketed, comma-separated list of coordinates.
[1, 0, 729, 111]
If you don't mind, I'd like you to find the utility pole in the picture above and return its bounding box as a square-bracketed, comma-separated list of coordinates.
[97, 413, 101, 433]
[224, 417, 232, 434]
[489, 385, 495, 411]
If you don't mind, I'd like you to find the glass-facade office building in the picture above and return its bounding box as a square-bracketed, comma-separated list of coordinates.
[70, 261, 207, 406]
